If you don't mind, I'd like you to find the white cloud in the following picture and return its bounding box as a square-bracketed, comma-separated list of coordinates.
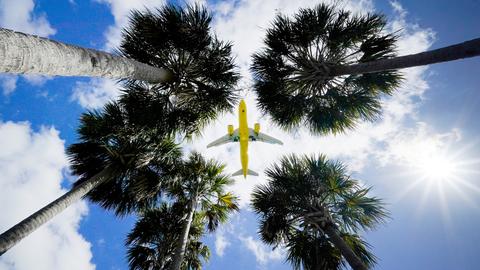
[215, 231, 230, 257]
[239, 236, 284, 265]
[97, 238, 106, 247]
[22, 74, 52, 87]
[0, 75, 17, 96]
[183, 0, 443, 208]
[73, 0, 446, 211]
[389, 0, 406, 20]
[94, 0, 165, 51]
[0, 0, 56, 95]
[0, 74, 51, 96]
[0, 121, 94, 270]
[211, 214, 285, 266]
[212, 0, 373, 77]
[71, 78, 121, 109]
[389, 2, 435, 57]
[185, 0, 207, 6]
[376, 122, 461, 167]
[71, 0, 166, 109]
[0, 0, 55, 36]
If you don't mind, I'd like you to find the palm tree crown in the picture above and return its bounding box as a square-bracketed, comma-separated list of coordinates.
[167, 152, 239, 270]
[252, 4, 402, 134]
[251, 154, 389, 269]
[170, 152, 239, 231]
[120, 4, 240, 135]
[68, 102, 182, 216]
[126, 203, 210, 270]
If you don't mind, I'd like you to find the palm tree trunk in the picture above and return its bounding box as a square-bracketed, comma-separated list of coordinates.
[0, 28, 172, 83]
[323, 224, 368, 270]
[331, 38, 480, 76]
[0, 167, 114, 256]
[171, 198, 197, 270]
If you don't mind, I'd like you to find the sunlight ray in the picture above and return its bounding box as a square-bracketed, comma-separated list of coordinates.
[437, 183, 453, 231]
[444, 179, 479, 209]
[453, 178, 480, 194]
[392, 178, 424, 203]
[414, 176, 435, 219]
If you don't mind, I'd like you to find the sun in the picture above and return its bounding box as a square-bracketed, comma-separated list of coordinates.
[391, 131, 480, 228]
[416, 153, 457, 182]
[395, 133, 461, 184]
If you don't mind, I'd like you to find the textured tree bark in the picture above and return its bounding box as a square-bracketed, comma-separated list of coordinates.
[323, 224, 368, 270]
[0, 28, 172, 83]
[0, 167, 114, 256]
[331, 38, 480, 76]
[170, 198, 197, 270]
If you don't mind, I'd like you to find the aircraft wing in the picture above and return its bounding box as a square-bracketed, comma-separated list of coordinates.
[207, 129, 239, 148]
[249, 129, 283, 145]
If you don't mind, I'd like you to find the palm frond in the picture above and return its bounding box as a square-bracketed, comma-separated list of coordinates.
[340, 233, 377, 268]
[251, 153, 389, 269]
[119, 4, 240, 137]
[252, 3, 402, 135]
[286, 230, 341, 270]
[68, 103, 183, 216]
[126, 203, 209, 270]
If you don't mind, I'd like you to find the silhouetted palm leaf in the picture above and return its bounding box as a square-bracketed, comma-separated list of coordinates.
[169, 152, 239, 269]
[252, 4, 402, 134]
[251, 154, 389, 269]
[68, 102, 182, 216]
[119, 4, 240, 136]
[126, 203, 209, 270]
[171, 152, 239, 231]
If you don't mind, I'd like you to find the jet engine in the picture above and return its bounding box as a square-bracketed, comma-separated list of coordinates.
[228, 125, 234, 136]
[254, 123, 260, 134]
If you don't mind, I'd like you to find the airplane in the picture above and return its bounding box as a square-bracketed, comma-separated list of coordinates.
[207, 99, 283, 178]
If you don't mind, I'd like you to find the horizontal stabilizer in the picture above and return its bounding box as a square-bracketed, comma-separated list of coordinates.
[232, 169, 259, 177]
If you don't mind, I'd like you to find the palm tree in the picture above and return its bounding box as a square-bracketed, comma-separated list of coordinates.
[168, 152, 239, 270]
[252, 3, 480, 135]
[119, 4, 239, 133]
[251, 154, 389, 270]
[0, 4, 240, 255]
[0, 28, 171, 83]
[0, 3, 241, 89]
[126, 203, 210, 270]
[0, 103, 182, 255]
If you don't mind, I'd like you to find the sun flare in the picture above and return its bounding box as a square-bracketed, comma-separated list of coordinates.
[391, 132, 480, 225]
[416, 154, 457, 182]
[393, 132, 462, 184]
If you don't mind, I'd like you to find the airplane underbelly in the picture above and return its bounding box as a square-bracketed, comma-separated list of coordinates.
[240, 140, 248, 170]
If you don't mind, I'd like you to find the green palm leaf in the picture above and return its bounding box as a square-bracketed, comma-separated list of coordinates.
[252, 4, 402, 135]
[126, 203, 209, 270]
[252, 153, 389, 269]
[68, 102, 182, 216]
[165, 152, 239, 269]
[119, 4, 240, 137]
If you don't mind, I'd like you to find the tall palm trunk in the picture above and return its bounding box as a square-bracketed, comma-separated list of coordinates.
[0, 28, 172, 83]
[323, 224, 368, 270]
[305, 208, 368, 270]
[331, 38, 480, 76]
[171, 198, 197, 270]
[0, 167, 114, 256]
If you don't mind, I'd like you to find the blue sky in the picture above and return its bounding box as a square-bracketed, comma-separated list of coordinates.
[0, 0, 479, 269]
